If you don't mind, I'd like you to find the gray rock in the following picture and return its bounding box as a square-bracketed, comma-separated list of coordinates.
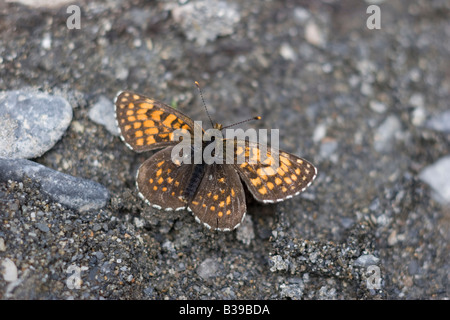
[369, 100, 387, 114]
[313, 122, 327, 143]
[5, 0, 74, 8]
[143, 285, 154, 297]
[0, 90, 73, 159]
[171, 0, 241, 46]
[279, 43, 297, 61]
[279, 281, 304, 299]
[373, 115, 402, 152]
[236, 214, 255, 246]
[221, 287, 236, 299]
[318, 286, 337, 299]
[411, 106, 426, 126]
[305, 20, 326, 48]
[197, 258, 220, 279]
[425, 110, 450, 133]
[409, 93, 425, 109]
[419, 156, 450, 204]
[1, 258, 18, 282]
[162, 240, 176, 253]
[36, 222, 50, 233]
[0, 157, 109, 212]
[319, 139, 339, 162]
[293, 7, 311, 24]
[0, 238, 5, 252]
[269, 255, 289, 272]
[88, 95, 120, 136]
[353, 254, 380, 267]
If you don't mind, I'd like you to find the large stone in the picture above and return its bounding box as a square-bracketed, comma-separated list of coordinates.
[0, 90, 73, 159]
[0, 157, 109, 212]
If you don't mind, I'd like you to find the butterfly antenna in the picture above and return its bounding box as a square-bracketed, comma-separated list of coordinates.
[195, 81, 214, 128]
[221, 116, 262, 130]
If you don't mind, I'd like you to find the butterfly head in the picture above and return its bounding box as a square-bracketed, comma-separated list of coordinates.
[195, 81, 261, 131]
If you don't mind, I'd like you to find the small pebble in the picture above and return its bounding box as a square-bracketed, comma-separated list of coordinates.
[0, 238, 6, 252]
[373, 115, 401, 152]
[1, 258, 18, 282]
[171, 0, 241, 46]
[36, 222, 50, 233]
[197, 258, 220, 280]
[353, 254, 380, 267]
[236, 215, 255, 246]
[88, 95, 120, 136]
[305, 20, 326, 47]
[419, 156, 450, 204]
[425, 110, 450, 133]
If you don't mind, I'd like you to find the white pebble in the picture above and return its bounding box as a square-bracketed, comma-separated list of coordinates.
[1, 258, 18, 282]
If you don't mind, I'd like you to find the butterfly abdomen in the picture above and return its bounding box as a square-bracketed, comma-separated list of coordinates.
[182, 163, 206, 203]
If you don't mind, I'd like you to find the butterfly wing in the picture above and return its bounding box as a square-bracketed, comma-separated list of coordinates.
[136, 146, 196, 211]
[115, 91, 202, 152]
[230, 140, 317, 203]
[187, 164, 246, 231]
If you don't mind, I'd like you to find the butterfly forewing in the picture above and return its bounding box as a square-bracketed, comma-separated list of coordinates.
[188, 164, 246, 231]
[231, 140, 317, 203]
[115, 91, 200, 152]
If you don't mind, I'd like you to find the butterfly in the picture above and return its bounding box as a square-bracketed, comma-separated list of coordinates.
[114, 89, 317, 231]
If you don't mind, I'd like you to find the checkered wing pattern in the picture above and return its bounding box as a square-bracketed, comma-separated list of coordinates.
[115, 91, 200, 152]
[187, 164, 246, 231]
[231, 140, 317, 203]
[136, 146, 195, 211]
[115, 90, 318, 232]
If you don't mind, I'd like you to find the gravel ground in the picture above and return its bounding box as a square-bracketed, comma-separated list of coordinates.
[0, 0, 449, 299]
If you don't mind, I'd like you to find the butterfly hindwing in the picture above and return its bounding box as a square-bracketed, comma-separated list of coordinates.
[231, 140, 317, 203]
[187, 164, 246, 231]
[136, 146, 195, 211]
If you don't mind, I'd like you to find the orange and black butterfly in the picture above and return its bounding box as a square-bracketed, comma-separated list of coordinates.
[115, 89, 317, 231]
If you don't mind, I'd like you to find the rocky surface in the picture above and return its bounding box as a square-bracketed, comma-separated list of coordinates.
[0, 0, 449, 299]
